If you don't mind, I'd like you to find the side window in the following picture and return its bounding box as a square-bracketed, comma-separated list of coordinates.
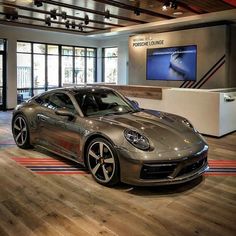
[48, 93, 75, 112]
[35, 94, 50, 106]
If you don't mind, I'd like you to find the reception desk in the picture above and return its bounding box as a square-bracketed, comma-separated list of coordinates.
[64, 83, 236, 137]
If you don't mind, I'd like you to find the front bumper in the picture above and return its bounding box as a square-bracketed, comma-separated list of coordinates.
[117, 146, 208, 186]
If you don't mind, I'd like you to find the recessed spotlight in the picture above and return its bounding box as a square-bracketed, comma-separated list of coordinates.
[162, 5, 168, 11]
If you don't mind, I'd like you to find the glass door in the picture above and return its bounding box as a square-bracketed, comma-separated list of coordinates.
[0, 39, 6, 110]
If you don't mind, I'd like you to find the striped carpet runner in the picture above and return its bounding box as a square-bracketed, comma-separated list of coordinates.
[11, 157, 236, 176]
[11, 157, 88, 175]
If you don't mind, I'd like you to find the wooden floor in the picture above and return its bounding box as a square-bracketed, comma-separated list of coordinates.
[0, 111, 235, 236]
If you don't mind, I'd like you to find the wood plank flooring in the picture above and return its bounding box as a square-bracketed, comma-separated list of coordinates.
[0, 111, 235, 236]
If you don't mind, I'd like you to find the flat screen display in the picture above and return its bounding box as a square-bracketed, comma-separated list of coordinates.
[146, 45, 197, 81]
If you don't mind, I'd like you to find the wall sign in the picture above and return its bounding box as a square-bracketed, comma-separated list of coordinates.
[132, 37, 164, 47]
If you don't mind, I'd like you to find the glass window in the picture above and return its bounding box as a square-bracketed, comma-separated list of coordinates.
[48, 45, 58, 55]
[75, 90, 135, 117]
[62, 55, 73, 84]
[17, 53, 32, 103]
[47, 55, 59, 88]
[17, 42, 31, 53]
[87, 57, 95, 84]
[87, 48, 95, 57]
[34, 54, 45, 95]
[17, 41, 97, 103]
[103, 47, 118, 84]
[33, 44, 46, 54]
[46, 93, 75, 112]
[75, 47, 85, 56]
[75, 56, 85, 84]
[62, 46, 73, 56]
[0, 39, 4, 51]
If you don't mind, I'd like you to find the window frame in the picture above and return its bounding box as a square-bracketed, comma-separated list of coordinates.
[102, 47, 118, 84]
[17, 41, 97, 104]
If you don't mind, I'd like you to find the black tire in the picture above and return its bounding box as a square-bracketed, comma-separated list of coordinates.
[86, 138, 120, 186]
[12, 114, 32, 149]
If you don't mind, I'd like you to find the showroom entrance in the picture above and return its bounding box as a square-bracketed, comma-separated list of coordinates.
[0, 39, 6, 111]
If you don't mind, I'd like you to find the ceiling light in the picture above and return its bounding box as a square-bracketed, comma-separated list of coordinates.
[162, 5, 168, 11]
[34, 0, 43, 7]
[84, 14, 89, 25]
[173, 11, 183, 16]
[50, 9, 57, 20]
[61, 11, 67, 20]
[71, 21, 76, 29]
[134, 8, 141, 16]
[79, 23, 83, 32]
[65, 20, 70, 28]
[11, 11, 18, 20]
[171, 1, 178, 10]
[162, 0, 170, 11]
[45, 16, 51, 26]
[105, 9, 110, 19]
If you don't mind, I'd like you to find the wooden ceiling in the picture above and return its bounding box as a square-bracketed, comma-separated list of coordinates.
[0, 0, 235, 34]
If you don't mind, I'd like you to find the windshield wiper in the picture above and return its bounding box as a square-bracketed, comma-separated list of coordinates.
[103, 110, 138, 116]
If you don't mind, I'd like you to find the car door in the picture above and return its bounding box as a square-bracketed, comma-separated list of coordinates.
[37, 92, 82, 160]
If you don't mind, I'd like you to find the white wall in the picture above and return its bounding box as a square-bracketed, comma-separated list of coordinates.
[0, 24, 99, 109]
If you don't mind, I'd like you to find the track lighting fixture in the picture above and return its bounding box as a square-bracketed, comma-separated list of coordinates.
[171, 0, 178, 10]
[65, 20, 70, 28]
[134, 0, 141, 16]
[79, 23, 83, 32]
[84, 14, 89, 25]
[61, 11, 67, 20]
[45, 16, 51, 26]
[162, 0, 178, 11]
[105, 9, 110, 19]
[71, 21, 76, 29]
[34, 0, 43, 7]
[5, 11, 18, 21]
[134, 8, 141, 16]
[50, 9, 57, 20]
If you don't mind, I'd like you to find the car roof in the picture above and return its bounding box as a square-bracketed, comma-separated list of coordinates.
[45, 86, 115, 95]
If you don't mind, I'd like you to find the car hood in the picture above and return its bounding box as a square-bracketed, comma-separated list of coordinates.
[98, 110, 205, 152]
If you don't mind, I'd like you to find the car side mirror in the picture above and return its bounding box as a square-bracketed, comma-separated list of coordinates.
[55, 109, 75, 120]
[131, 100, 139, 107]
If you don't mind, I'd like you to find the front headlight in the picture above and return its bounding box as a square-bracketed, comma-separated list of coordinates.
[124, 129, 150, 151]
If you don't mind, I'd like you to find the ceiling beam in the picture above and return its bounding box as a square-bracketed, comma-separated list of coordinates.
[91, 0, 173, 19]
[41, 0, 148, 24]
[0, 2, 124, 27]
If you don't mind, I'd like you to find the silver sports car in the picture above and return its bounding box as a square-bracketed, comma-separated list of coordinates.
[12, 87, 208, 186]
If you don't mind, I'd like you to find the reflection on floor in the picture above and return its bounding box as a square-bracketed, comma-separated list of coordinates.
[0, 111, 236, 236]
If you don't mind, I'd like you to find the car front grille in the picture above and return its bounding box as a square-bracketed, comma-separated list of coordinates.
[140, 151, 207, 180]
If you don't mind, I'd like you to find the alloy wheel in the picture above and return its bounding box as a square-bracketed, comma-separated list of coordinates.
[87, 141, 116, 183]
[13, 116, 28, 146]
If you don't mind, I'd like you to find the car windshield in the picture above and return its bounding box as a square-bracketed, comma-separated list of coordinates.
[74, 89, 139, 117]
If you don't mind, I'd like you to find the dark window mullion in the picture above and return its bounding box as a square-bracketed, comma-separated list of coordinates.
[73, 47, 75, 83]
[31, 42, 34, 97]
[59, 45, 62, 87]
[102, 48, 105, 82]
[85, 48, 87, 83]
[45, 44, 48, 91]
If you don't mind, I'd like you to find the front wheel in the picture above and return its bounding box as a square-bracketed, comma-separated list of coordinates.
[86, 138, 119, 186]
[12, 114, 31, 149]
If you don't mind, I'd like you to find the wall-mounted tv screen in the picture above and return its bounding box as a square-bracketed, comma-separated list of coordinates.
[146, 45, 197, 81]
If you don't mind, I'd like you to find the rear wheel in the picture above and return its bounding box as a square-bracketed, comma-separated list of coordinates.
[12, 114, 31, 149]
[86, 138, 119, 186]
